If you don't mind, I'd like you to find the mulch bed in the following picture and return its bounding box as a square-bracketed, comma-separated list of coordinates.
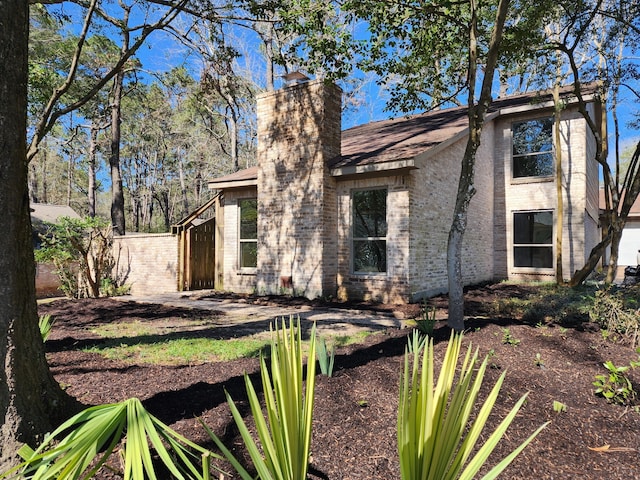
[40, 284, 640, 479]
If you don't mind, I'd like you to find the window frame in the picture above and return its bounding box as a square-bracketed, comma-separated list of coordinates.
[511, 116, 554, 180]
[238, 198, 258, 271]
[512, 210, 554, 270]
[351, 187, 388, 275]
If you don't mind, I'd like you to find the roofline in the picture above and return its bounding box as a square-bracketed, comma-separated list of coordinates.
[330, 158, 417, 177]
[208, 178, 258, 189]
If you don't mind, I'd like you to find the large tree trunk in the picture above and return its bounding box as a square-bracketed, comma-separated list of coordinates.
[446, 0, 510, 331]
[0, 0, 79, 469]
[109, 67, 126, 235]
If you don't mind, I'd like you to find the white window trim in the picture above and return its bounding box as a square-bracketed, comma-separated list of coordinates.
[351, 187, 388, 276]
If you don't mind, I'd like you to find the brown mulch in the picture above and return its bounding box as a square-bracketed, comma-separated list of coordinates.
[40, 284, 640, 479]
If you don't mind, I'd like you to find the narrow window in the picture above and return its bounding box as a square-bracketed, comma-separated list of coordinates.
[512, 117, 554, 178]
[239, 198, 257, 269]
[352, 189, 387, 273]
[513, 211, 553, 268]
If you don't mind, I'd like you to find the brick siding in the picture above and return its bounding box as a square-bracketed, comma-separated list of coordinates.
[113, 233, 178, 295]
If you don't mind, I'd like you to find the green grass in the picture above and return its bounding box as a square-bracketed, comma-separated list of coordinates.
[83, 319, 378, 366]
[84, 336, 269, 364]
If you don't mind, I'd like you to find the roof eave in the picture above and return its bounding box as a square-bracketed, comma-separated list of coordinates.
[330, 158, 417, 177]
[208, 179, 258, 189]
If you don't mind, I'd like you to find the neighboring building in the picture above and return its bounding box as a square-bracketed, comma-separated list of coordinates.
[31, 203, 81, 297]
[600, 189, 640, 279]
[207, 79, 601, 303]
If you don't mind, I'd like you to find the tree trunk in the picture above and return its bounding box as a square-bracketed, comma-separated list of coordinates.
[0, 0, 79, 469]
[447, 125, 479, 332]
[553, 82, 564, 283]
[88, 124, 99, 217]
[606, 225, 623, 283]
[109, 67, 126, 235]
[446, 0, 510, 331]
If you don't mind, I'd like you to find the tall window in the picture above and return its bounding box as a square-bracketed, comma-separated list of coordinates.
[512, 117, 553, 178]
[513, 211, 553, 268]
[239, 198, 257, 269]
[352, 188, 387, 273]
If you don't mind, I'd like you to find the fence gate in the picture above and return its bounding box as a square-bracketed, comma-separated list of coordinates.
[184, 217, 215, 290]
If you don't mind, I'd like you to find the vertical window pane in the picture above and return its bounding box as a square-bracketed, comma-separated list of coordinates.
[513, 118, 553, 178]
[240, 242, 257, 268]
[353, 240, 387, 273]
[352, 189, 387, 273]
[239, 199, 257, 240]
[353, 189, 387, 238]
[513, 211, 553, 268]
[239, 198, 257, 268]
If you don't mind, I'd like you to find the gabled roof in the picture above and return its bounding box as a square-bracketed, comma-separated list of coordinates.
[208, 165, 258, 189]
[208, 83, 600, 187]
[330, 83, 600, 175]
[31, 203, 80, 225]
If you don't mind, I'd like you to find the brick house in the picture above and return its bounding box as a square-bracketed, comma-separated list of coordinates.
[208, 79, 601, 303]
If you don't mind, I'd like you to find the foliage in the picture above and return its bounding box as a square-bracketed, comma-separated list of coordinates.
[35, 216, 126, 298]
[205, 316, 317, 480]
[593, 360, 638, 406]
[552, 400, 567, 413]
[398, 332, 547, 480]
[501, 328, 520, 346]
[316, 336, 335, 377]
[589, 287, 640, 347]
[1, 397, 220, 480]
[415, 302, 437, 336]
[38, 314, 55, 343]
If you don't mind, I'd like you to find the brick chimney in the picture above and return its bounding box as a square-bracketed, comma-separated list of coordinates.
[256, 79, 342, 298]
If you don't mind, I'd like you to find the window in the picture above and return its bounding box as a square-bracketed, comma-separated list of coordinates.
[352, 189, 387, 273]
[513, 211, 553, 268]
[512, 117, 553, 178]
[239, 198, 257, 269]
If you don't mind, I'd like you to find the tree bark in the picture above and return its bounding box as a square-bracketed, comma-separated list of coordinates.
[88, 124, 99, 217]
[446, 0, 510, 331]
[109, 66, 126, 235]
[0, 0, 79, 469]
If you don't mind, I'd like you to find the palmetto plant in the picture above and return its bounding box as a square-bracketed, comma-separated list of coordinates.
[1, 398, 219, 480]
[38, 314, 55, 342]
[205, 316, 317, 480]
[398, 332, 548, 480]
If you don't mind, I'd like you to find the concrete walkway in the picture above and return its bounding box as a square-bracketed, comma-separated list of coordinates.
[118, 290, 407, 336]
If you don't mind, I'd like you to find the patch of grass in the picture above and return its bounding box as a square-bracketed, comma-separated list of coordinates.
[329, 330, 377, 348]
[84, 337, 269, 364]
[84, 320, 378, 366]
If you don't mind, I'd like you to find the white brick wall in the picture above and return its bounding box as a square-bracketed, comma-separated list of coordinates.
[113, 233, 178, 295]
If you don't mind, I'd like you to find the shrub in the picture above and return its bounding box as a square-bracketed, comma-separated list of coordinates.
[1, 398, 218, 480]
[593, 359, 638, 405]
[205, 316, 317, 480]
[589, 287, 640, 346]
[35, 217, 127, 298]
[415, 302, 437, 336]
[398, 332, 547, 480]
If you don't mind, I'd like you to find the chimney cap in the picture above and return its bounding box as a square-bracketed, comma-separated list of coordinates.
[281, 71, 310, 83]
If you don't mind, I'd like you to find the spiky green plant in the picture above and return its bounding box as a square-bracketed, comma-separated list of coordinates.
[317, 336, 335, 377]
[2, 398, 219, 480]
[38, 314, 55, 342]
[205, 316, 317, 480]
[397, 332, 548, 480]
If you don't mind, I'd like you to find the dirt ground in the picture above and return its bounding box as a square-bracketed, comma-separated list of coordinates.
[40, 284, 640, 479]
